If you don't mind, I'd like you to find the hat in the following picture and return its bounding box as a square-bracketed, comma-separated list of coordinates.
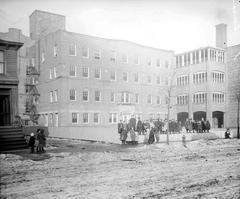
[30, 133, 34, 136]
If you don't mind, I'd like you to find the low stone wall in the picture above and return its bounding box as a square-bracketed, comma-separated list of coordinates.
[47, 126, 238, 144]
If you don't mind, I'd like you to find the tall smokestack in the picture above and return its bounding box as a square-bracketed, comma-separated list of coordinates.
[216, 23, 227, 49]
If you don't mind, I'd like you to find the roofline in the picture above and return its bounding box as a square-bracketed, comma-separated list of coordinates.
[29, 10, 65, 18]
[175, 46, 226, 56]
[54, 29, 174, 54]
[0, 39, 23, 49]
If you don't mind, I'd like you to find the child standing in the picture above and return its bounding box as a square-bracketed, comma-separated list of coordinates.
[28, 133, 35, 153]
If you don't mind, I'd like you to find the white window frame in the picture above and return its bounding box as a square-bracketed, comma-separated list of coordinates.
[83, 89, 89, 102]
[69, 44, 76, 56]
[83, 113, 89, 124]
[53, 67, 57, 78]
[94, 49, 101, 59]
[69, 89, 77, 101]
[123, 72, 128, 82]
[54, 90, 58, 102]
[110, 50, 117, 62]
[0, 51, 4, 74]
[82, 47, 89, 58]
[109, 113, 118, 124]
[110, 71, 116, 81]
[94, 68, 101, 79]
[72, 112, 78, 124]
[93, 113, 100, 124]
[122, 54, 128, 63]
[70, 65, 77, 77]
[41, 52, 45, 63]
[49, 68, 52, 79]
[134, 55, 140, 65]
[110, 92, 115, 103]
[95, 90, 101, 102]
[82, 67, 89, 78]
[50, 91, 53, 103]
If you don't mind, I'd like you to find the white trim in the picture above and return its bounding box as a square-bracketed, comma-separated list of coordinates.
[95, 90, 101, 102]
[69, 44, 77, 56]
[71, 112, 79, 124]
[94, 68, 101, 79]
[83, 112, 89, 124]
[93, 113, 100, 124]
[83, 89, 89, 102]
[82, 67, 89, 78]
[82, 47, 89, 58]
[69, 89, 77, 101]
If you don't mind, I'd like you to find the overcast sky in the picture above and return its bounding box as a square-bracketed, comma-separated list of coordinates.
[0, 0, 239, 53]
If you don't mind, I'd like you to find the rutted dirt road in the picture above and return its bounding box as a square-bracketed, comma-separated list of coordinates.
[1, 139, 240, 199]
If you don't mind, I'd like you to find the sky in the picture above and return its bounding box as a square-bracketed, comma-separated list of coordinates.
[0, 0, 239, 53]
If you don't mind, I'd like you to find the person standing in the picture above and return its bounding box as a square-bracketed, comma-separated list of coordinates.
[205, 120, 211, 133]
[225, 128, 231, 139]
[121, 121, 128, 144]
[148, 126, 155, 144]
[28, 133, 35, 153]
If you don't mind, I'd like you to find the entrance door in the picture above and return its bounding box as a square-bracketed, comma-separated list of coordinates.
[0, 94, 11, 126]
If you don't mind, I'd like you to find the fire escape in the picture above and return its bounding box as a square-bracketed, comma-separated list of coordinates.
[25, 65, 40, 125]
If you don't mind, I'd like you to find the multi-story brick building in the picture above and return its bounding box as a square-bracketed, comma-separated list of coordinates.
[173, 24, 227, 128]
[226, 44, 240, 129]
[0, 10, 239, 141]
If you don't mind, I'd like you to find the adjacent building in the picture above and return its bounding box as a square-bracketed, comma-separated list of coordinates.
[0, 39, 23, 126]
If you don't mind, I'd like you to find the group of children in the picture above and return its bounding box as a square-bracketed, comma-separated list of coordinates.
[28, 128, 46, 153]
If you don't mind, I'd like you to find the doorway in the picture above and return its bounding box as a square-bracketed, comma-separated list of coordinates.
[0, 94, 11, 126]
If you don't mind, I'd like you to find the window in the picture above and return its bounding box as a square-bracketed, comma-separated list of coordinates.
[157, 96, 161, 104]
[157, 76, 161, 84]
[82, 67, 89, 78]
[53, 45, 57, 57]
[70, 65, 76, 77]
[147, 58, 152, 66]
[54, 90, 58, 102]
[177, 95, 188, 105]
[83, 89, 89, 101]
[109, 113, 117, 123]
[110, 51, 116, 62]
[193, 72, 207, 84]
[83, 113, 89, 124]
[120, 92, 130, 103]
[147, 95, 152, 104]
[95, 68, 101, 79]
[147, 75, 152, 84]
[134, 73, 139, 82]
[50, 91, 53, 103]
[123, 72, 128, 82]
[135, 94, 139, 104]
[55, 113, 58, 127]
[69, 44, 76, 56]
[212, 92, 224, 103]
[95, 91, 101, 102]
[165, 60, 169, 68]
[49, 68, 52, 79]
[41, 52, 45, 63]
[110, 92, 115, 103]
[94, 49, 101, 59]
[110, 71, 116, 81]
[82, 47, 89, 58]
[134, 55, 140, 65]
[69, 89, 76, 101]
[193, 93, 207, 104]
[49, 113, 53, 126]
[72, 112, 78, 124]
[93, 113, 100, 124]
[122, 54, 128, 63]
[211, 71, 224, 83]
[53, 67, 57, 78]
[0, 51, 4, 74]
[156, 59, 161, 67]
[177, 75, 189, 86]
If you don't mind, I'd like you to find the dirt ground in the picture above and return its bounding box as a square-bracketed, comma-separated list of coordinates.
[0, 138, 240, 199]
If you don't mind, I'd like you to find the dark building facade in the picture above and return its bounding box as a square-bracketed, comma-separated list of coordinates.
[0, 39, 23, 126]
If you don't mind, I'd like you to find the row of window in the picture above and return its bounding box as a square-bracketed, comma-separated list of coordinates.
[42, 45, 171, 68]
[50, 65, 169, 85]
[177, 92, 225, 105]
[176, 48, 225, 68]
[176, 71, 225, 86]
[64, 90, 164, 105]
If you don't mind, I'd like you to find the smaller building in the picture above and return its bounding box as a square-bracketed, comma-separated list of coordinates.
[0, 39, 23, 126]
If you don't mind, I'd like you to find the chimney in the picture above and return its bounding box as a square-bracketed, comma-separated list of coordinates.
[216, 23, 227, 49]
